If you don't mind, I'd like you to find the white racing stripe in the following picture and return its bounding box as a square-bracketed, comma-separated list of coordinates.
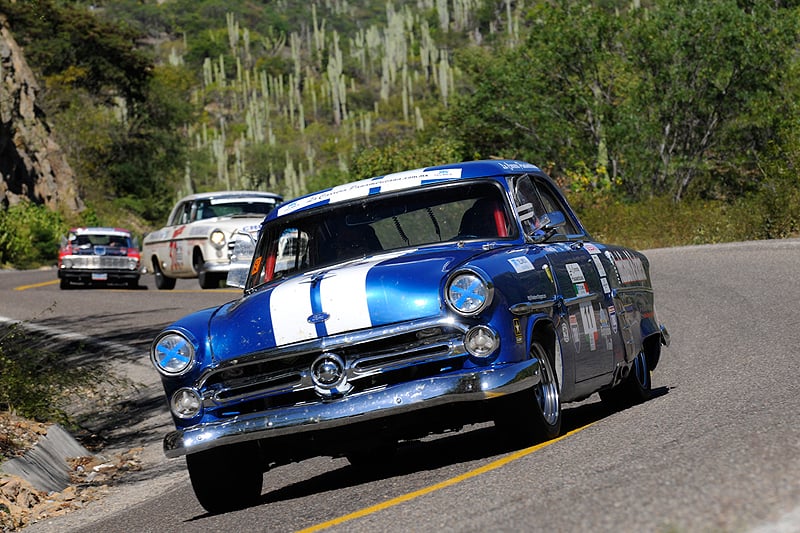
[270, 251, 413, 345]
[270, 278, 316, 345]
[320, 262, 372, 335]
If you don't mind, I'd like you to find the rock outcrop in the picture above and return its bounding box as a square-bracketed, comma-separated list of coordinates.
[0, 13, 83, 212]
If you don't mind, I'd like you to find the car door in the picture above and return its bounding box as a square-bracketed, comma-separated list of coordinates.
[512, 174, 616, 384]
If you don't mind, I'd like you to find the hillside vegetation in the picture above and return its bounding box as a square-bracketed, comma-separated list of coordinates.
[1, 0, 800, 267]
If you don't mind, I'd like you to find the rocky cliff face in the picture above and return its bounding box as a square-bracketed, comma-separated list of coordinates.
[0, 14, 83, 212]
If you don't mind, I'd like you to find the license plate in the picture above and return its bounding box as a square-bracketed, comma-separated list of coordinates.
[92, 273, 108, 281]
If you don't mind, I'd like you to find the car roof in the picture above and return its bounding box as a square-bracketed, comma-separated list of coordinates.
[273, 159, 542, 219]
[69, 227, 132, 237]
[176, 190, 284, 203]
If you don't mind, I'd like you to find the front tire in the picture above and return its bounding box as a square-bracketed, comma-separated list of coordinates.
[194, 249, 220, 289]
[495, 338, 562, 445]
[186, 443, 263, 514]
[153, 259, 176, 290]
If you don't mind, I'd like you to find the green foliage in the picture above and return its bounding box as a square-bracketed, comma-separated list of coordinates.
[0, 202, 67, 268]
[0, 322, 111, 423]
[1, 0, 799, 256]
[445, 0, 800, 204]
[350, 137, 464, 181]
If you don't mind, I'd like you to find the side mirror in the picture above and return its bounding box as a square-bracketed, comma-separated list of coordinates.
[531, 211, 566, 243]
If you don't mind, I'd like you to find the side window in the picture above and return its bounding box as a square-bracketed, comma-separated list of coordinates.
[168, 202, 191, 226]
[512, 175, 579, 237]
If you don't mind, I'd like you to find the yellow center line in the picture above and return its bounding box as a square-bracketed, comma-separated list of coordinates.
[298, 423, 593, 533]
[14, 279, 59, 291]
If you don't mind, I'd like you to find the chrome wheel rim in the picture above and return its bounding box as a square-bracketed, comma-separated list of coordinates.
[533, 344, 560, 426]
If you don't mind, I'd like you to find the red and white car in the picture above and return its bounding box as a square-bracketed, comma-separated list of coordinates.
[141, 191, 282, 290]
[57, 227, 141, 289]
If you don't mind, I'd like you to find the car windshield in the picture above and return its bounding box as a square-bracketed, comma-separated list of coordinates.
[196, 199, 278, 220]
[69, 234, 131, 248]
[247, 181, 514, 288]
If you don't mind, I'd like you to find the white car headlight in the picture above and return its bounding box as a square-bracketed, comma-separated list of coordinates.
[209, 229, 226, 249]
[151, 332, 196, 376]
[446, 270, 493, 316]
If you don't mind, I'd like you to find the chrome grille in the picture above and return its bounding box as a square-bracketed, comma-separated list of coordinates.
[65, 255, 137, 270]
[200, 320, 469, 412]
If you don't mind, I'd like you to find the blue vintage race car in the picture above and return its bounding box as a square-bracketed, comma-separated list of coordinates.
[151, 160, 669, 513]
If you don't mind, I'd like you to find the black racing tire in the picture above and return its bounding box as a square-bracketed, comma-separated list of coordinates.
[59, 278, 71, 290]
[194, 249, 219, 289]
[600, 349, 652, 408]
[153, 259, 176, 290]
[198, 271, 220, 290]
[186, 442, 263, 514]
[495, 338, 562, 445]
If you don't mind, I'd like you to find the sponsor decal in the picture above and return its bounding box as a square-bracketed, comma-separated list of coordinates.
[580, 302, 599, 351]
[608, 304, 618, 334]
[591, 254, 606, 277]
[513, 318, 523, 344]
[599, 308, 612, 336]
[566, 263, 585, 283]
[574, 282, 589, 297]
[600, 277, 611, 295]
[584, 243, 601, 254]
[609, 250, 648, 284]
[278, 168, 462, 216]
[508, 256, 534, 273]
[569, 314, 580, 353]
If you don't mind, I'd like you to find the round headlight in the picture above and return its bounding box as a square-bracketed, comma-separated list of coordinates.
[209, 229, 226, 249]
[151, 332, 196, 376]
[171, 388, 202, 419]
[446, 270, 493, 315]
[465, 325, 500, 358]
[63, 258, 73, 269]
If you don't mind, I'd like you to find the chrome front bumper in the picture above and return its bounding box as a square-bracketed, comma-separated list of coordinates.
[163, 358, 542, 458]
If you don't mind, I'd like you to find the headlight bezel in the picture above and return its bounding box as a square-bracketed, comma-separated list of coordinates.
[151, 330, 198, 377]
[445, 268, 494, 316]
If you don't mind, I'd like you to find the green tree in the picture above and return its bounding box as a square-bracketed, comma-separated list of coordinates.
[621, 0, 800, 200]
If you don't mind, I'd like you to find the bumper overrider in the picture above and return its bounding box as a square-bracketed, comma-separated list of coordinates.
[163, 358, 542, 457]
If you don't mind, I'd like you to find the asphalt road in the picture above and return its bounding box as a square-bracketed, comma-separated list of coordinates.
[3, 239, 800, 533]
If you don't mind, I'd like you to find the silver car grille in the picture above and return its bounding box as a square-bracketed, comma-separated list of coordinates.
[199, 319, 469, 413]
[64, 255, 136, 270]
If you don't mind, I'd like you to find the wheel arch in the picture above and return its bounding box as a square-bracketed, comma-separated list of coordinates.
[642, 332, 663, 372]
[526, 316, 570, 398]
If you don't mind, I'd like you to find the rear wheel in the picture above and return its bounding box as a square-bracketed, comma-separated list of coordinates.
[153, 259, 176, 290]
[186, 442, 263, 514]
[495, 338, 562, 445]
[600, 349, 652, 408]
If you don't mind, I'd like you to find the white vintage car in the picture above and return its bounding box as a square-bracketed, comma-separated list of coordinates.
[141, 191, 282, 289]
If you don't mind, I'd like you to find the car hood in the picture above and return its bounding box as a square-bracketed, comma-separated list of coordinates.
[208, 246, 487, 361]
